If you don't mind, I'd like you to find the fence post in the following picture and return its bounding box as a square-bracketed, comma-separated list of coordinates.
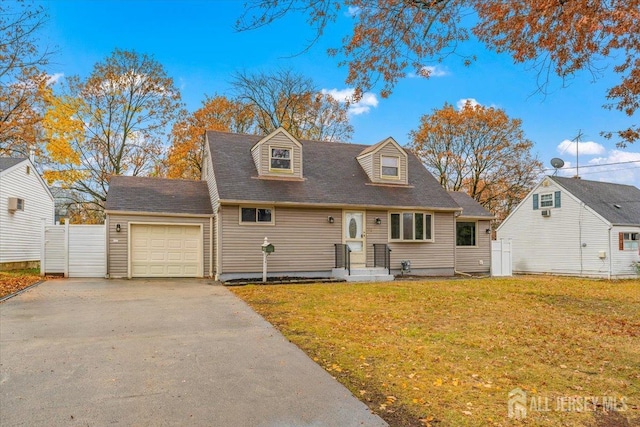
[40, 218, 46, 276]
[64, 220, 69, 278]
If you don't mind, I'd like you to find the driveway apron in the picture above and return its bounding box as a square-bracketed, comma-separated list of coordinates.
[0, 279, 387, 427]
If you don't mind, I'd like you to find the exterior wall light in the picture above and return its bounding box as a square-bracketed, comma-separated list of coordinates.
[375, 217, 382, 225]
[486, 228, 491, 234]
[116, 224, 121, 232]
[327, 216, 335, 223]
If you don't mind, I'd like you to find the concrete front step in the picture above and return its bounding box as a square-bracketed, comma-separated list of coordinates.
[332, 267, 394, 282]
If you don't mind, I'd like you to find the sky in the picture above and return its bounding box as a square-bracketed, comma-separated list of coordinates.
[37, 0, 640, 188]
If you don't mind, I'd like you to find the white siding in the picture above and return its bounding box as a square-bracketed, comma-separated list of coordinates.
[0, 161, 54, 264]
[497, 179, 616, 277]
[610, 226, 640, 278]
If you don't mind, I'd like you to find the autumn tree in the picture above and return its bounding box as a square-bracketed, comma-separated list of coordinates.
[0, 0, 51, 157]
[238, 0, 640, 146]
[42, 49, 182, 220]
[232, 68, 353, 141]
[409, 102, 542, 222]
[166, 95, 255, 179]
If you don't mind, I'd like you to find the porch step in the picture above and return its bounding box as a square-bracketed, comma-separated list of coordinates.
[332, 267, 394, 282]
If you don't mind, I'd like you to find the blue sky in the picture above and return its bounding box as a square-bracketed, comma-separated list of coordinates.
[39, 0, 639, 187]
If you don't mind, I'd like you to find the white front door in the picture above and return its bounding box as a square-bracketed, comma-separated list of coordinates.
[344, 211, 366, 267]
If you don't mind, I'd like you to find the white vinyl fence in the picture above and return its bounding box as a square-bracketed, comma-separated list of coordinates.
[491, 239, 512, 277]
[42, 224, 106, 277]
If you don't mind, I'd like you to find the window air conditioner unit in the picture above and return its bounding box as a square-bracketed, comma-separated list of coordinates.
[541, 209, 551, 217]
[7, 197, 23, 212]
[8, 197, 18, 212]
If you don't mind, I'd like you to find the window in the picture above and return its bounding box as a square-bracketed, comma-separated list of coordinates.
[240, 207, 273, 224]
[16, 198, 24, 211]
[540, 193, 553, 208]
[270, 147, 291, 171]
[620, 232, 639, 251]
[390, 212, 432, 241]
[456, 222, 476, 246]
[381, 156, 399, 178]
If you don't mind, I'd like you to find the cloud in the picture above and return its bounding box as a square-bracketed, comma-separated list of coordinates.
[415, 65, 449, 78]
[556, 139, 606, 156]
[456, 98, 481, 110]
[346, 6, 360, 16]
[321, 88, 379, 115]
[557, 149, 640, 187]
[46, 73, 64, 85]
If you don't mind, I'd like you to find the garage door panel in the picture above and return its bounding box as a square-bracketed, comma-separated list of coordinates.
[130, 224, 202, 278]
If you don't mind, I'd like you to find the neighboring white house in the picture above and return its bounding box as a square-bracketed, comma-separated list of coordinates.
[497, 176, 640, 279]
[0, 157, 55, 270]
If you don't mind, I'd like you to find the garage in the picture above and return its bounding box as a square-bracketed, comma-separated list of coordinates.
[130, 224, 202, 277]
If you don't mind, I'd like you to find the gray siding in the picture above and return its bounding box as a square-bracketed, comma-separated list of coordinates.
[255, 132, 303, 179]
[455, 219, 491, 273]
[107, 213, 212, 278]
[357, 140, 408, 185]
[220, 205, 341, 274]
[386, 212, 455, 270]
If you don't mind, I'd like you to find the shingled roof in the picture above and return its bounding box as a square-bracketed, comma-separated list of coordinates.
[0, 157, 27, 172]
[550, 176, 640, 226]
[448, 192, 494, 218]
[207, 131, 460, 210]
[105, 176, 213, 215]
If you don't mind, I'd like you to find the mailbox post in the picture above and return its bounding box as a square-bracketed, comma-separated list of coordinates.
[261, 237, 275, 283]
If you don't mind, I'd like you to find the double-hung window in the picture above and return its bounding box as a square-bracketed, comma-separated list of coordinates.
[540, 193, 554, 208]
[620, 232, 639, 251]
[270, 147, 292, 171]
[390, 212, 432, 241]
[381, 156, 399, 178]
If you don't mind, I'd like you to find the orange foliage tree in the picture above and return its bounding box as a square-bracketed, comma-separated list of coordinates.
[409, 102, 542, 222]
[238, 0, 639, 146]
[0, 0, 51, 157]
[42, 49, 182, 221]
[166, 95, 255, 179]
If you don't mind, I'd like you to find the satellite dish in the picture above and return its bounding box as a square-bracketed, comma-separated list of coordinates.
[550, 158, 565, 169]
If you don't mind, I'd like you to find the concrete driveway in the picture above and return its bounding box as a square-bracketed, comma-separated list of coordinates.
[0, 278, 387, 427]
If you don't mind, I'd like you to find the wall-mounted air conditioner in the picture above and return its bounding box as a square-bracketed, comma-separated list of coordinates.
[541, 209, 551, 217]
[7, 197, 23, 212]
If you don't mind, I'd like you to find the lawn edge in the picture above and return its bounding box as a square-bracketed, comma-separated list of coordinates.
[0, 280, 46, 303]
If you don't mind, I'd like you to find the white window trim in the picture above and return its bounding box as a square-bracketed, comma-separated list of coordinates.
[380, 155, 400, 179]
[622, 232, 639, 251]
[268, 145, 293, 173]
[388, 211, 434, 242]
[238, 206, 275, 226]
[540, 192, 554, 208]
[456, 220, 478, 247]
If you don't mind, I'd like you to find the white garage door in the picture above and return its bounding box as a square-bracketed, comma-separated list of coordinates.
[130, 224, 202, 277]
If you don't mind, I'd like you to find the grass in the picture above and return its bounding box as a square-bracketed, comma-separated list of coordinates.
[0, 268, 44, 298]
[230, 276, 639, 426]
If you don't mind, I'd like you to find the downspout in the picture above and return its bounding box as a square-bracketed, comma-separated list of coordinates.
[215, 206, 221, 281]
[608, 226, 613, 280]
[105, 215, 110, 278]
[209, 215, 213, 278]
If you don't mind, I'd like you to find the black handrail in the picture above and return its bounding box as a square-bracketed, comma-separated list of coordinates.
[334, 244, 352, 275]
[373, 244, 392, 275]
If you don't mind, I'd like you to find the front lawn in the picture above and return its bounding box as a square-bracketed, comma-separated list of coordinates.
[231, 276, 639, 426]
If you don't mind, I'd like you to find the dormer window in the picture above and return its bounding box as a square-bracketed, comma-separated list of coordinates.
[270, 147, 292, 172]
[381, 156, 399, 178]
